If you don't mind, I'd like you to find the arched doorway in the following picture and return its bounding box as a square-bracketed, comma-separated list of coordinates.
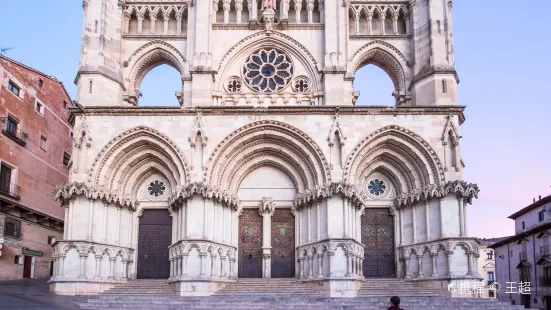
[237, 166, 296, 278]
[137, 209, 172, 279]
[361, 208, 396, 277]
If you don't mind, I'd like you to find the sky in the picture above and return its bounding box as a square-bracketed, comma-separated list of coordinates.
[0, 1, 549, 238]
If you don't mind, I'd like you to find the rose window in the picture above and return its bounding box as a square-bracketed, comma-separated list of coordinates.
[226, 76, 242, 93]
[367, 178, 386, 196]
[148, 180, 166, 197]
[242, 49, 293, 93]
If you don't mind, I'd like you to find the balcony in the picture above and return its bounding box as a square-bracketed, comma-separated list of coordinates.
[540, 276, 551, 287]
[520, 251, 528, 261]
[2, 128, 27, 146]
[0, 181, 21, 199]
[541, 245, 550, 257]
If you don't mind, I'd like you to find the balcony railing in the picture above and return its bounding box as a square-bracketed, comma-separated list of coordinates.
[541, 245, 550, 257]
[0, 180, 21, 199]
[2, 128, 27, 146]
[540, 276, 551, 287]
[519, 251, 528, 261]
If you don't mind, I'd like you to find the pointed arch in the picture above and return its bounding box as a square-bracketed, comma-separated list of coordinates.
[204, 120, 330, 193]
[348, 41, 409, 94]
[215, 31, 321, 92]
[344, 125, 445, 193]
[89, 126, 190, 195]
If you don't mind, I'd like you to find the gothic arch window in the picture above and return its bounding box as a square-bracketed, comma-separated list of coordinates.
[138, 64, 182, 106]
[148, 180, 166, 197]
[242, 49, 294, 93]
[354, 65, 395, 106]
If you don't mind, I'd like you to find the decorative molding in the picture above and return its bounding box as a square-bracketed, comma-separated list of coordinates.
[53, 182, 139, 210]
[258, 197, 276, 216]
[52, 240, 134, 261]
[189, 111, 208, 146]
[168, 182, 240, 210]
[294, 182, 367, 209]
[394, 180, 480, 208]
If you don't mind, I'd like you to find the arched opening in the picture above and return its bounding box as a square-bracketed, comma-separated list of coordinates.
[354, 65, 396, 106]
[138, 64, 182, 107]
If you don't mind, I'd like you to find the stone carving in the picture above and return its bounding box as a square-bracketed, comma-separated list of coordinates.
[53, 182, 139, 210]
[168, 182, 240, 210]
[394, 180, 480, 208]
[297, 239, 364, 279]
[294, 182, 367, 209]
[258, 197, 276, 216]
[189, 111, 208, 146]
[262, 0, 276, 11]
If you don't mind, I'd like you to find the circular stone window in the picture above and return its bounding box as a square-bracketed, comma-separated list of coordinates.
[226, 76, 242, 93]
[242, 49, 293, 93]
[367, 178, 386, 196]
[148, 180, 166, 197]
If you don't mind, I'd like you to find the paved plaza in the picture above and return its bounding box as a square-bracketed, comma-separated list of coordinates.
[0, 279, 79, 310]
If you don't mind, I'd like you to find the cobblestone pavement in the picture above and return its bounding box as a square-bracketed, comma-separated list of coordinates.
[0, 279, 81, 310]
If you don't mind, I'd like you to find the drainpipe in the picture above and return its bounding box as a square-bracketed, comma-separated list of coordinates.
[533, 234, 538, 302]
[508, 243, 511, 301]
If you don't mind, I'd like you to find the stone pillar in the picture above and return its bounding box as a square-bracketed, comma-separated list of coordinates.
[412, 204, 417, 243]
[68, 201, 74, 239]
[379, 14, 386, 35]
[307, 0, 314, 23]
[176, 13, 183, 35]
[259, 197, 276, 278]
[416, 255, 424, 278]
[150, 15, 157, 34]
[318, 0, 324, 23]
[346, 254, 352, 277]
[466, 251, 473, 276]
[458, 198, 465, 237]
[177, 255, 182, 278]
[317, 253, 323, 278]
[404, 257, 411, 279]
[169, 258, 174, 279]
[425, 202, 431, 241]
[343, 199, 349, 238]
[163, 12, 170, 35]
[464, 202, 469, 236]
[399, 208, 404, 246]
[439, 198, 445, 238]
[124, 12, 131, 33]
[220, 256, 227, 278]
[354, 12, 360, 34]
[299, 257, 305, 278]
[115, 206, 121, 245]
[128, 211, 133, 247]
[78, 254, 87, 279]
[431, 253, 438, 277]
[200, 253, 207, 278]
[367, 13, 373, 35]
[235, 0, 243, 23]
[182, 254, 189, 278]
[58, 256, 65, 279]
[223, 0, 231, 23]
[137, 13, 144, 34]
[102, 202, 108, 243]
[63, 207, 69, 239]
[392, 12, 399, 34]
[94, 255, 102, 279]
[210, 254, 216, 278]
[307, 205, 312, 242]
[308, 255, 314, 278]
[294, 1, 302, 23]
[405, 14, 410, 34]
[445, 251, 454, 277]
[316, 202, 321, 241]
[108, 257, 115, 280]
[122, 260, 129, 280]
[328, 252, 334, 277]
[229, 258, 235, 279]
[87, 200, 94, 241]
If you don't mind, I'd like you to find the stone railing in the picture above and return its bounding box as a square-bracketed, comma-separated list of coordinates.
[168, 240, 237, 281]
[397, 237, 480, 280]
[297, 239, 364, 280]
[51, 240, 134, 282]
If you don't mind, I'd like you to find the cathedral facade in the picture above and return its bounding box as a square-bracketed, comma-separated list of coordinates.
[50, 0, 481, 297]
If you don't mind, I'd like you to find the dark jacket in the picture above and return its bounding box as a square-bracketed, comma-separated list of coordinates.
[387, 306, 403, 310]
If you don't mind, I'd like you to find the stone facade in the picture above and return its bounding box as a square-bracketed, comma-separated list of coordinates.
[50, 0, 481, 297]
[490, 195, 551, 309]
[0, 55, 71, 280]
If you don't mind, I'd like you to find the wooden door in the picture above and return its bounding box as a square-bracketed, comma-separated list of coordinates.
[23, 256, 32, 278]
[271, 209, 295, 278]
[137, 209, 172, 279]
[362, 208, 396, 277]
[238, 209, 262, 278]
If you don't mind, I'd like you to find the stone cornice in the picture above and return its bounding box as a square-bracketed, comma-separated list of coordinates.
[69, 106, 466, 123]
[53, 182, 138, 210]
[168, 182, 240, 210]
[294, 182, 368, 209]
[394, 180, 480, 208]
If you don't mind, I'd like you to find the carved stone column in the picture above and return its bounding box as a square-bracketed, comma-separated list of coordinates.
[445, 251, 454, 277]
[354, 12, 360, 34]
[379, 15, 386, 35]
[259, 197, 276, 278]
[210, 254, 217, 278]
[101, 202, 108, 243]
[317, 253, 323, 278]
[137, 13, 144, 34]
[220, 256, 227, 278]
[466, 251, 473, 276]
[58, 256, 65, 279]
[124, 12, 131, 33]
[431, 253, 438, 277]
[115, 206, 122, 245]
[78, 254, 87, 279]
[149, 14, 157, 34]
[299, 257, 305, 278]
[416, 255, 424, 278]
[235, 0, 243, 23]
[425, 202, 431, 241]
[199, 253, 207, 278]
[346, 253, 352, 277]
[162, 12, 170, 35]
[222, 0, 231, 23]
[182, 254, 189, 278]
[122, 260, 129, 280]
[306, 0, 315, 23]
[458, 198, 465, 237]
[328, 251, 334, 277]
[108, 257, 116, 280]
[366, 13, 373, 34]
[405, 14, 410, 34]
[307, 255, 314, 278]
[94, 255, 102, 279]
[392, 12, 399, 34]
[176, 13, 182, 35]
[87, 200, 94, 241]
[294, 1, 302, 23]
[229, 258, 235, 279]
[404, 257, 411, 279]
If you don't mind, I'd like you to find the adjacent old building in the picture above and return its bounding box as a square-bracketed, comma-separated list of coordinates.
[51, 0, 482, 297]
[0, 55, 73, 280]
[490, 194, 551, 309]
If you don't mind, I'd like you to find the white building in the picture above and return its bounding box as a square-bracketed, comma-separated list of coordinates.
[476, 238, 499, 298]
[49, 0, 482, 297]
[490, 194, 551, 309]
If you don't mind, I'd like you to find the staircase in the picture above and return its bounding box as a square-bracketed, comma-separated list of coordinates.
[76, 278, 531, 310]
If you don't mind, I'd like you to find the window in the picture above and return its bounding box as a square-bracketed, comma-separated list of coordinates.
[540, 210, 545, 222]
[35, 100, 45, 116]
[4, 218, 21, 238]
[5, 115, 18, 135]
[89, 80, 93, 93]
[40, 136, 47, 151]
[0, 163, 14, 196]
[47, 236, 56, 245]
[7, 80, 20, 96]
[38, 79, 44, 88]
[487, 251, 493, 260]
[487, 271, 495, 283]
[522, 221, 525, 230]
[442, 80, 447, 93]
[489, 290, 494, 298]
[63, 152, 71, 167]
